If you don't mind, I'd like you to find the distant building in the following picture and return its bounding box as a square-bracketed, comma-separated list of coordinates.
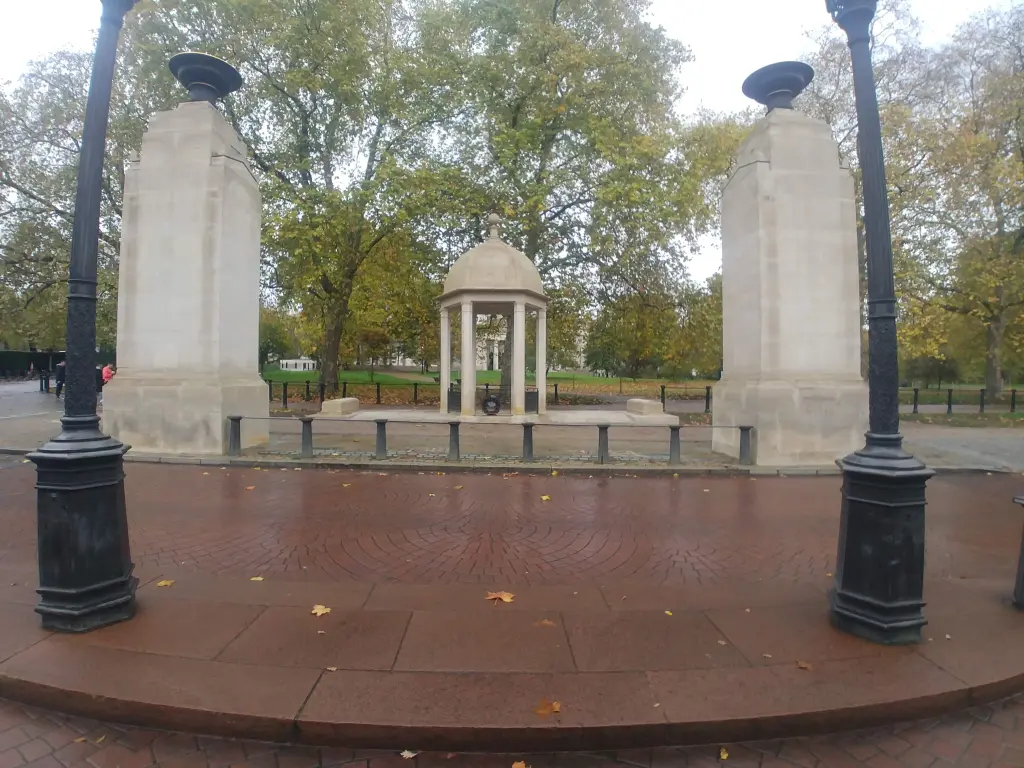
[279, 358, 318, 372]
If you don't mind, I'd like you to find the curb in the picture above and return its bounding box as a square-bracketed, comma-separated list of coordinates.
[0, 446, 1012, 476]
[0, 668, 1022, 751]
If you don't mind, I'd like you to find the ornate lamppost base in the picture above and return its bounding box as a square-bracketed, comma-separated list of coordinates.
[29, 417, 138, 633]
[828, 433, 934, 645]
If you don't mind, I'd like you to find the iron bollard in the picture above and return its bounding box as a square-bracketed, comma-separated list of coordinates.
[319, 382, 326, 403]
[448, 421, 460, 461]
[704, 385, 712, 414]
[342, 381, 348, 398]
[268, 380, 273, 402]
[305, 380, 310, 400]
[554, 383, 559, 405]
[282, 382, 288, 408]
[947, 388, 953, 415]
[300, 416, 314, 459]
[485, 383, 490, 396]
[913, 388, 919, 414]
[1013, 496, 1024, 609]
[227, 416, 242, 457]
[523, 422, 534, 462]
[1013, 389, 1018, 414]
[376, 382, 381, 405]
[661, 384, 666, 407]
[738, 426, 754, 466]
[597, 424, 610, 465]
[38, 372, 44, 393]
[414, 383, 419, 405]
[668, 425, 681, 466]
[375, 419, 387, 460]
[980, 388, 986, 414]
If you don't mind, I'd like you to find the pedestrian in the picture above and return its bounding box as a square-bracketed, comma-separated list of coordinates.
[95, 364, 104, 405]
[102, 362, 115, 385]
[54, 361, 66, 399]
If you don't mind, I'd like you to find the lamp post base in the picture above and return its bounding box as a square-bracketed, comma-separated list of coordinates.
[28, 416, 138, 633]
[829, 433, 934, 646]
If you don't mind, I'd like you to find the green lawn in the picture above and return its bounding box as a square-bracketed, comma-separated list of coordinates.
[262, 368, 427, 386]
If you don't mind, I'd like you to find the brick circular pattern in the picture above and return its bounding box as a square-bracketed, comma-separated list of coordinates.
[1, 465, 1013, 586]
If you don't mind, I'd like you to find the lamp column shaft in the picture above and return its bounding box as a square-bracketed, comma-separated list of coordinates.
[827, 2, 933, 647]
[27, 0, 139, 634]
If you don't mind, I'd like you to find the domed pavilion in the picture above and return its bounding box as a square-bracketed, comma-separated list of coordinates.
[439, 214, 548, 416]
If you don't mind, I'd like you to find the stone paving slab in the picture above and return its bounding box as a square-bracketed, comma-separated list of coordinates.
[2, 466, 1024, 751]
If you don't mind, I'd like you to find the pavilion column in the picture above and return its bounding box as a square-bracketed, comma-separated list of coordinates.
[461, 301, 476, 416]
[536, 307, 547, 414]
[439, 306, 450, 414]
[512, 301, 526, 415]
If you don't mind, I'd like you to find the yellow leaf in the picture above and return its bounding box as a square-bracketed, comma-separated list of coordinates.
[429, 493, 436, 497]
[534, 699, 562, 717]
[535, 619, 557, 627]
[665, 610, 673, 616]
[720, 747, 728, 760]
[245, 486, 256, 491]
[825, 572, 834, 578]
[95, 736, 106, 745]
[73, 738, 86, 743]
[762, 653, 772, 659]
[551, 471, 558, 476]
[486, 591, 515, 604]
[202, 472, 209, 476]
[311, 604, 331, 616]
[541, 495, 551, 501]
[250, 576, 264, 582]
[717, 640, 727, 646]
[325, 666, 338, 672]
[156, 580, 174, 588]
[454, 485, 464, 490]
[343, 484, 351, 488]
[401, 751, 418, 759]
[512, 762, 529, 768]
[796, 660, 813, 670]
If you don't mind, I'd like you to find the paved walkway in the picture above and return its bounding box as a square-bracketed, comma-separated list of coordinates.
[2, 465, 1024, 751]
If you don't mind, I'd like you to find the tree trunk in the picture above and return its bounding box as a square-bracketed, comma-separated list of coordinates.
[319, 309, 345, 396]
[985, 315, 1006, 398]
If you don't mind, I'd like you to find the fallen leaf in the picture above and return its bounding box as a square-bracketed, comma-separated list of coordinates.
[294, 468, 302, 471]
[21, 459, 29, 464]
[796, 661, 813, 670]
[825, 572, 834, 578]
[317, 630, 326, 635]
[534, 699, 562, 717]
[400, 751, 418, 760]
[454, 485, 464, 490]
[512, 762, 529, 768]
[325, 667, 338, 672]
[429, 493, 436, 497]
[719, 747, 728, 761]
[535, 619, 557, 628]
[703, 489, 710, 493]
[95, 736, 106, 745]
[202, 472, 209, 476]
[74, 738, 86, 743]
[744, 608, 751, 613]
[762, 653, 772, 659]
[487, 591, 515, 604]
[672, 473, 678, 478]
[156, 580, 175, 588]
[717, 640, 727, 646]
[665, 610, 673, 616]
[551, 470, 558, 476]
[250, 576, 264, 582]
[945, 633, 952, 640]
[342, 483, 351, 488]
[311, 604, 331, 616]
[653, 703, 660, 708]
[541, 495, 551, 501]
[245, 486, 256, 491]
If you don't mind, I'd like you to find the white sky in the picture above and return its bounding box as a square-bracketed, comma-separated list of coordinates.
[0, 0, 1010, 281]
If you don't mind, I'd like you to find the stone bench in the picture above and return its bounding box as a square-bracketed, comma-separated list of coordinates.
[316, 397, 359, 417]
[626, 398, 663, 415]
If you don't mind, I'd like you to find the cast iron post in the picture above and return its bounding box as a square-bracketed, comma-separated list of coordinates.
[826, 0, 934, 645]
[27, 0, 139, 632]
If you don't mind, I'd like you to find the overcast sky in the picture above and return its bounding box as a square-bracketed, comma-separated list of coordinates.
[0, 0, 1011, 280]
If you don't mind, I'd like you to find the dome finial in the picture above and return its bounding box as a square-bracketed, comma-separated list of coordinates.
[486, 212, 501, 239]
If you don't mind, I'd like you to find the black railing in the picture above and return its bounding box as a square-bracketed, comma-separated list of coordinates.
[227, 415, 755, 466]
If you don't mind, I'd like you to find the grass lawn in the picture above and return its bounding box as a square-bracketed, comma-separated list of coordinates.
[263, 368, 428, 386]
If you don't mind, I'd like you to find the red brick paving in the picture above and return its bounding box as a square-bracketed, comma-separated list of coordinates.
[2, 466, 1024, 754]
[2, 694, 1024, 767]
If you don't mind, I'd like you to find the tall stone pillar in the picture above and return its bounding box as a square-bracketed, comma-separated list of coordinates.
[460, 302, 476, 416]
[713, 79, 867, 466]
[104, 99, 269, 454]
[439, 307, 451, 414]
[536, 308, 547, 414]
[512, 302, 527, 415]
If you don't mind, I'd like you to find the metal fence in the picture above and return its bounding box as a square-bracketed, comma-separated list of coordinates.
[228, 415, 754, 466]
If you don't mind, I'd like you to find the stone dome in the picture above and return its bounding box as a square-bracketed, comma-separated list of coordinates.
[442, 214, 546, 299]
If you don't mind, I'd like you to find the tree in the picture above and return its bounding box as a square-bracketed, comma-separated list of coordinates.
[259, 306, 299, 370]
[584, 286, 676, 379]
[544, 282, 589, 371]
[664, 273, 722, 380]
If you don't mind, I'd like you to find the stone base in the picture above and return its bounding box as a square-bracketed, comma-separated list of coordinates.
[626, 398, 663, 415]
[317, 397, 359, 417]
[103, 371, 269, 455]
[712, 377, 867, 467]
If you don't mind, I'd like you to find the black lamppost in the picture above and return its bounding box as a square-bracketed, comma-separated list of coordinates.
[26, 0, 139, 632]
[826, 0, 934, 645]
